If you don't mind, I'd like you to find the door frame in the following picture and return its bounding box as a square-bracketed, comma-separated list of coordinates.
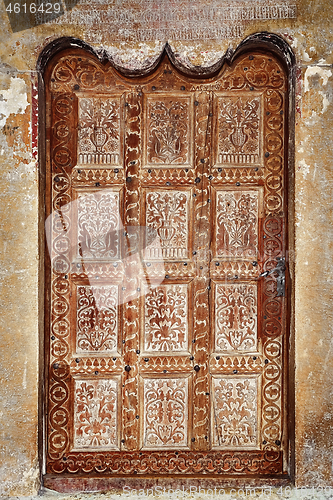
[37, 33, 296, 492]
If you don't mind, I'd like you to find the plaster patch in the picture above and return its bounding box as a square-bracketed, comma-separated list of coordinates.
[319, 91, 330, 113]
[104, 41, 164, 71]
[298, 159, 310, 177]
[303, 51, 311, 62]
[0, 76, 28, 128]
[304, 66, 332, 93]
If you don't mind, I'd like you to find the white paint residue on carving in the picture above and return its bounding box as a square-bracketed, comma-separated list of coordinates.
[0, 76, 28, 128]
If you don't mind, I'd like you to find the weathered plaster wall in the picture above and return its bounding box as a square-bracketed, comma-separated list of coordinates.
[295, 63, 333, 485]
[0, 70, 40, 495]
[0, 0, 332, 495]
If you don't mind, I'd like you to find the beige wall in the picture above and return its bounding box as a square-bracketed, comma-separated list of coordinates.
[0, 0, 332, 495]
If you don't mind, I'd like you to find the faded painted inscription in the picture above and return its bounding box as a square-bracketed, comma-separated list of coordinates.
[52, 0, 297, 42]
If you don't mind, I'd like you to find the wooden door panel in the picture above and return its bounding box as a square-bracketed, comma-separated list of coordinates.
[45, 49, 288, 478]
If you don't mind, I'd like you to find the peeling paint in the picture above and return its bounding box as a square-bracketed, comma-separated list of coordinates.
[0, 76, 29, 128]
[304, 66, 332, 93]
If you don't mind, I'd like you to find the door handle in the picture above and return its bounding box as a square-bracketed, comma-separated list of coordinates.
[259, 257, 286, 297]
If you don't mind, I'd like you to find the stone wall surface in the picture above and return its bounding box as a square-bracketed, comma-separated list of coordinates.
[0, 0, 332, 495]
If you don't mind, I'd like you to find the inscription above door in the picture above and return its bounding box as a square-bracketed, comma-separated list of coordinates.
[45, 47, 289, 480]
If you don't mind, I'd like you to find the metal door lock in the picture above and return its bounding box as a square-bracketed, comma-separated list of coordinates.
[259, 258, 286, 297]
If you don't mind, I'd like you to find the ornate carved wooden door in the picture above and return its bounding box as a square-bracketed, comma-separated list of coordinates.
[44, 45, 289, 486]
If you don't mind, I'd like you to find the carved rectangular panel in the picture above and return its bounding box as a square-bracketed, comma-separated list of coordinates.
[76, 189, 121, 261]
[142, 376, 190, 449]
[144, 284, 189, 353]
[73, 378, 119, 450]
[214, 93, 263, 166]
[211, 375, 260, 449]
[78, 96, 122, 166]
[214, 282, 258, 353]
[144, 189, 191, 260]
[75, 284, 119, 354]
[144, 95, 193, 168]
[214, 189, 262, 259]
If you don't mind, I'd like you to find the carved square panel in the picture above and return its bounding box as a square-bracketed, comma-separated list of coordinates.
[214, 282, 258, 352]
[75, 284, 119, 354]
[144, 94, 193, 167]
[73, 378, 119, 450]
[214, 189, 262, 259]
[78, 96, 122, 166]
[142, 377, 190, 449]
[76, 189, 121, 261]
[144, 283, 189, 353]
[214, 93, 263, 166]
[144, 189, 191, 260]
[211, 375, 260, 449]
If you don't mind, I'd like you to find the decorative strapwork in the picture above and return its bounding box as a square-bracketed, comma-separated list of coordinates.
[122, 92, 142, 451]
[261, 216, 285, 454]
[192, 91, 212, 451]
[264, 89, 285, 216]
[49, 449, 282, 475]
[48, 93, 75, 463]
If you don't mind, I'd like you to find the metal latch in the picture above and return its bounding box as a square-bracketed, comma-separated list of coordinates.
[259, 257, 286, 297]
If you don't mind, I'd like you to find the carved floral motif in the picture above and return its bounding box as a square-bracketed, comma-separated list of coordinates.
[78, 97, 120, 165]
[217, 96, 261, 165]
[77, 191, 120, 260]
[216, 190, 258, 258]
[76, 285, 118, 353]
[144, 285, 188, 352]
[143, 378, 188, 448]
[212, 377, 258, 448]
[74, 379, 118, 449]
[146, 97, 190, 165]
[215, 283, 257, 352]
[145, 191, 189, 259]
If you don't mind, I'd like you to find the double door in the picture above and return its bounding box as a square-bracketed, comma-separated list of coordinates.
[45, 48, 289, 479]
